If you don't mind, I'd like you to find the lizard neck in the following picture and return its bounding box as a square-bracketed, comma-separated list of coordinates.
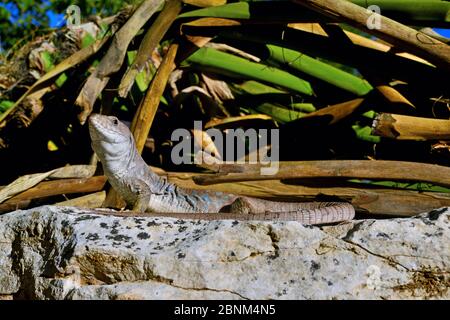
[93, 133, 167, 195]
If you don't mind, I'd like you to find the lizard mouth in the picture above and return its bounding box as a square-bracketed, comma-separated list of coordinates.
[88, 117, 131, 146]
[88, 114, 108, 128]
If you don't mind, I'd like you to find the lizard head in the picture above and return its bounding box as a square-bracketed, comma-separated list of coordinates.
[88, 114, 134, 160]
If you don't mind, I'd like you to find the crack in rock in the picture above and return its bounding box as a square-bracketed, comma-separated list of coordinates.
[342, 237, 411, 271]
[266, 225, 280, 259]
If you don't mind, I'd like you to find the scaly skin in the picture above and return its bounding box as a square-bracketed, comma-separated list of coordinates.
[88, 114, 355, 224]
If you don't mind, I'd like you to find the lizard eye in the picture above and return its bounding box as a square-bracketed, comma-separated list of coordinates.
[112, 118, 119, 125]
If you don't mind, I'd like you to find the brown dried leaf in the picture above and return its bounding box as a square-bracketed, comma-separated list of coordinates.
[192, 128, 222, 160]
[182, 0, 226, 8]
[0, 171, 56, 203]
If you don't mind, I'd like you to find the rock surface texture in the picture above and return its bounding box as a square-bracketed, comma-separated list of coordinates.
[0, 205, 448, 300]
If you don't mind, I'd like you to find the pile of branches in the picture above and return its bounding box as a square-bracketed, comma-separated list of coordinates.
[0, 0, 449, 217]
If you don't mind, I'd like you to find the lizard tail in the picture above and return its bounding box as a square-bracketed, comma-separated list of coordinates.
[230, 198, 355, 224]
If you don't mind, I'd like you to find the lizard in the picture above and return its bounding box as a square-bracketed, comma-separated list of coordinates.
[88, 114, 355, 225]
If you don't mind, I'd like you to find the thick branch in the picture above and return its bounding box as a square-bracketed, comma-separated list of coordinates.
[373, 113, 450, 140]
[193, 160, 450, 187]
[0, 176, 107, 213]
[131, 43, 179, 153]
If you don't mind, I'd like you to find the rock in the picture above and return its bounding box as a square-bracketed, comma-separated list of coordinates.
[0, 205, 448, 300]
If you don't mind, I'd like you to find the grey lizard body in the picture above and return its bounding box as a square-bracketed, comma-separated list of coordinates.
[88, 114, 355, 224]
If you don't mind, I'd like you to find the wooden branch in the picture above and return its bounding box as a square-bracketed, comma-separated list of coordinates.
[130, 43, 179, 153]
[373, 113, 450, 140]
[292, 0, 450, 72]
[0, 165, 97, 204]
[193, 160, 450, 187]
[0, 176, 107, 206]
[0, 200, 31, 214]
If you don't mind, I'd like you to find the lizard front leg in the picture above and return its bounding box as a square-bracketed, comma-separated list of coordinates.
[131, 179, 152, 212]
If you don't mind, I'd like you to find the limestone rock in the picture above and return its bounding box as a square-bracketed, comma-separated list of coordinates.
[0, 205, 448, 299]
